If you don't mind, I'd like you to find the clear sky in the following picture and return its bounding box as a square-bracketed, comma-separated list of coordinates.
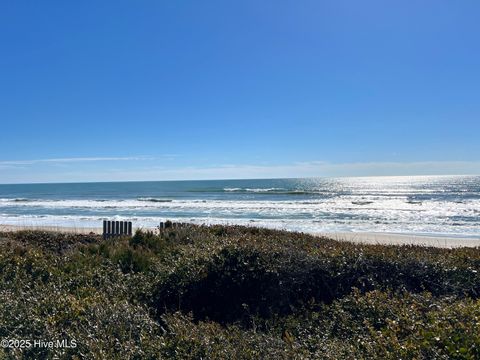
[1, 1, 479, 183]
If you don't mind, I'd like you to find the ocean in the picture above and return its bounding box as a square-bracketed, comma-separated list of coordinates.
[0, 175, 479, 237]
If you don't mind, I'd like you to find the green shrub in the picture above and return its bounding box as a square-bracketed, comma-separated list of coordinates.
[0, 226, 479, 359]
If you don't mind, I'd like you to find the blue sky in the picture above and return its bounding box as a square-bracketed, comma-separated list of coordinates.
[0, 1, 479, 183]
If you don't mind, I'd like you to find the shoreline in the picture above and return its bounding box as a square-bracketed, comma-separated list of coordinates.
[1, 224, 479, 249]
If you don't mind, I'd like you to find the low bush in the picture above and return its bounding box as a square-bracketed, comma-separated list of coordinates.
[0, 226, 479, 359]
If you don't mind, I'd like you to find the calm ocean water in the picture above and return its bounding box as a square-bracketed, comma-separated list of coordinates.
[0, 176, 479, 237]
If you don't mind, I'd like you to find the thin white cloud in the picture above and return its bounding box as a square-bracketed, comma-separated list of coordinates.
[46, 160, 480, 182]
[1, 160, 479, 184]
[0, 156, 154, 166]
[135, 160, 480, 180]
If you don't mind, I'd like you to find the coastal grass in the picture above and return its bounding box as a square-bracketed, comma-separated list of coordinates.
[0, 225, 479, 359]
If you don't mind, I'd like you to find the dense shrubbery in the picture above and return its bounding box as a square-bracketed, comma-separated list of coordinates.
[0, 226, 479, 359]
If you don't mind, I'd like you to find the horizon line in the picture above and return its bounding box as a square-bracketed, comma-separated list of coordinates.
[0, 173, 477, 186]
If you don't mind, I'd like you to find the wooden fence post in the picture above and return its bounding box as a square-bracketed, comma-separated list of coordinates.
[102, 220, 133, 239]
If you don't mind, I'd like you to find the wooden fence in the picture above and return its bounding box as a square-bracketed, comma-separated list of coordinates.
[103, 220, 132, 239]
[158, 221, 188, 230]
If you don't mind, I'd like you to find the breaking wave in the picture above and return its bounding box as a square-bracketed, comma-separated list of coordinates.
[137, 198, 173, 203]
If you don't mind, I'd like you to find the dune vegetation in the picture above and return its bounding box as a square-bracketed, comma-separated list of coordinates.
[0, 225, 479, 359]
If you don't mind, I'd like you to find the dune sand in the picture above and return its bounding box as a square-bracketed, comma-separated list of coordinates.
[0, 224, 103, 235]
[317, 232, 480, 249]
[1, 224, 478, 249]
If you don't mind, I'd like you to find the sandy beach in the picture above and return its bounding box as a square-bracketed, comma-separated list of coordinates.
[317, 232, 480, 249]
[0, 224, 104, 235]
[1, 224, 478, 249]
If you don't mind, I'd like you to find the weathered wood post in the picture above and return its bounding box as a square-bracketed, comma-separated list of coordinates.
[107, 221, 111, 239]
[103, 220, 107, 240]
[102, 220, 133, 239]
